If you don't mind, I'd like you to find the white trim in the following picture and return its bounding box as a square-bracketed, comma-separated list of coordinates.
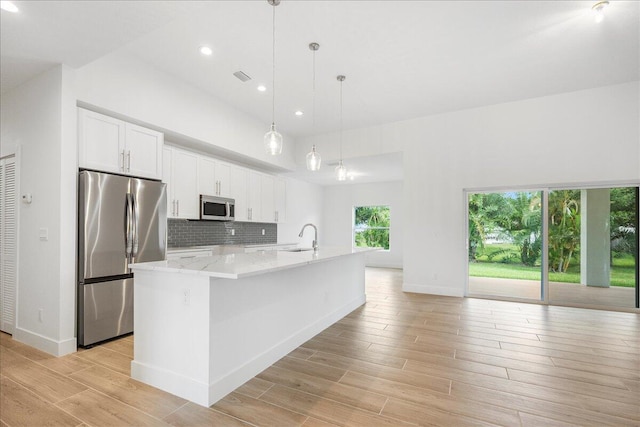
[13, 327, 77, 356]
[403, 282, 464, 298]
[464, 179, 640, 194]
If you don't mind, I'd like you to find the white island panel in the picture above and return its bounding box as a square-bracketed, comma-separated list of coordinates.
[131, 248, 369, 407]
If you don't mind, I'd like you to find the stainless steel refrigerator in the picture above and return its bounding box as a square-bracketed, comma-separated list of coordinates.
[78, 170, 166, 347]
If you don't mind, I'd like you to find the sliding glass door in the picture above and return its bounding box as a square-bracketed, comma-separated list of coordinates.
[548, 186, 638, 309]
[467, 186, 639, 310]
[467, 190, 543, 301]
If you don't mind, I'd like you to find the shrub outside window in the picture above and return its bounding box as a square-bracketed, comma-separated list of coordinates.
[354, 206, 390, 250]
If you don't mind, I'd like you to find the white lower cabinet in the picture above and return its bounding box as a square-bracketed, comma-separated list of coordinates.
[164, 147, 199, 219]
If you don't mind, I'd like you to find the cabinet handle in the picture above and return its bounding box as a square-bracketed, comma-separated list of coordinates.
[216, 181, 220, 195]
[120, 150, 125, 171]
[218, 181, 222, 195]
[172, 200, 176, 216]
[176, 200, 180, 216]
[248, 207, 251, 220]
[126, 150, 131, 172]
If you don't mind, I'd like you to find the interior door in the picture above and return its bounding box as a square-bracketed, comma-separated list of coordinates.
[0, 156, 17, 334]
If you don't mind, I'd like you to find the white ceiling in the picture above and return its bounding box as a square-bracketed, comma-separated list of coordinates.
[2, 1, 638, 184]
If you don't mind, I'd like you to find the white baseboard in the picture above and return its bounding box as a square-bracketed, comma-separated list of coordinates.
[131, 361, 211, 407]
[402, 282, 464, 298]
[13, 328, 77, 356]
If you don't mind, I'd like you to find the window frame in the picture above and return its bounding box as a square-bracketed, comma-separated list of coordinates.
[352, 205, 391, 251]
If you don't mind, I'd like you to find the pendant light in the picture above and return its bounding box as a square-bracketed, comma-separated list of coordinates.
[335, 75, 348, 181]
[305, 42, 322, 171]
[264, 0, 283, 155]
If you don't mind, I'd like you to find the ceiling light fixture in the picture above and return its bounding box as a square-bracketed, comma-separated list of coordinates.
[306, 42, 322, 172]
[264, 0, 283, 156]
[295, 110, 304, 116]
[0, 1, 19, 12]
[257, 85, 267, 92]
[199, 46, 213, 56]
[592, 1, 609, 23]
[335, 75, 348, 181]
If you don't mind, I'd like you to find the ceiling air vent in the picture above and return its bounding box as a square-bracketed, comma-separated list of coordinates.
[233, 71, 252, 82]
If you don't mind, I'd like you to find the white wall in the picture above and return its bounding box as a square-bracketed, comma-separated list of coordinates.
[323, 181, 403, 268]
[277, 178, 323, 248]
[0, 65, 77, 355]
[300, 81, 640, 297]
[75, 52, 297, 171]
[401, 82, 639, 297]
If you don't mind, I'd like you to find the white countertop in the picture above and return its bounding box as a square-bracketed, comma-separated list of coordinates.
[166, 243, 297, 254]
[131, 246, 377, 279]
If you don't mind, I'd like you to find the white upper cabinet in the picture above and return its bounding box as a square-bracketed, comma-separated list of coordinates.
[78, 109, 124, 174]
[275, 177, 286, 223]
[198, 157, 231, 198]
[247, 171, 262, 222]
[230, 166, 248, 221]
[165, 147, 199, 220]
[260, 174, 275, 223]
[124, 123, 163, 179]
[78, 108, 163, 180]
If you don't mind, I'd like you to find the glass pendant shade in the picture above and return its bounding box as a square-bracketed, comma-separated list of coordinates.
[264, 123, 283, 155]
[335, 160, 347, 181]
[306, 145, 321, 171]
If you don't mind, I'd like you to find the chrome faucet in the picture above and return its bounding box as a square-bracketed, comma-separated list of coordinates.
[298, 223, 318, 251]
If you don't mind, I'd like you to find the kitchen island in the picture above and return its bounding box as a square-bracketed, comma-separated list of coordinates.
[129, 246, 375, 407]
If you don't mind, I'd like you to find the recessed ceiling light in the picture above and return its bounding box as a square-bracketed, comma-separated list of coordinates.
[257, 85, 267, 92]
[0, 1, 19, 13]
[199, 46, 213, 56]
[295, 110, 304, 116]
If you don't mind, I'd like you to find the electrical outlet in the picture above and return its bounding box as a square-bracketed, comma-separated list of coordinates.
[231, 229, 235, 236]
[183, 289, 190, 306]
[261, 229, 265, 236]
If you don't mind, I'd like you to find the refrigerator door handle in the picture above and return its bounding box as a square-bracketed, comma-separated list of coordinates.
[125, 193, 133, 258]
[132, 193, 139, 258]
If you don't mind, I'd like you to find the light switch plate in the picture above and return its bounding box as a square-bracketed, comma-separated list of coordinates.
[39, 228, 48, 241]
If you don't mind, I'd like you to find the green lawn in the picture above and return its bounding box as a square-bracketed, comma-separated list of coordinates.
[470, 244, 636, 287]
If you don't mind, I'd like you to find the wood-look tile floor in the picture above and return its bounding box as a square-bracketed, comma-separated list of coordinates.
[1, 267, 639, 426]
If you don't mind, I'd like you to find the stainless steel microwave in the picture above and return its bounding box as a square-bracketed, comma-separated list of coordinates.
[200, 195, 235, 221]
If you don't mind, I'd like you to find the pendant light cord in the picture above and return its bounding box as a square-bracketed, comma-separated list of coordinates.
[339, 78, 343, 161]
[312, 48, 316, 134]
[271, 4, 276, 125]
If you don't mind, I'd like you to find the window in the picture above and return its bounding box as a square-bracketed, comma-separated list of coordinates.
[354, 205, 390, 250]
